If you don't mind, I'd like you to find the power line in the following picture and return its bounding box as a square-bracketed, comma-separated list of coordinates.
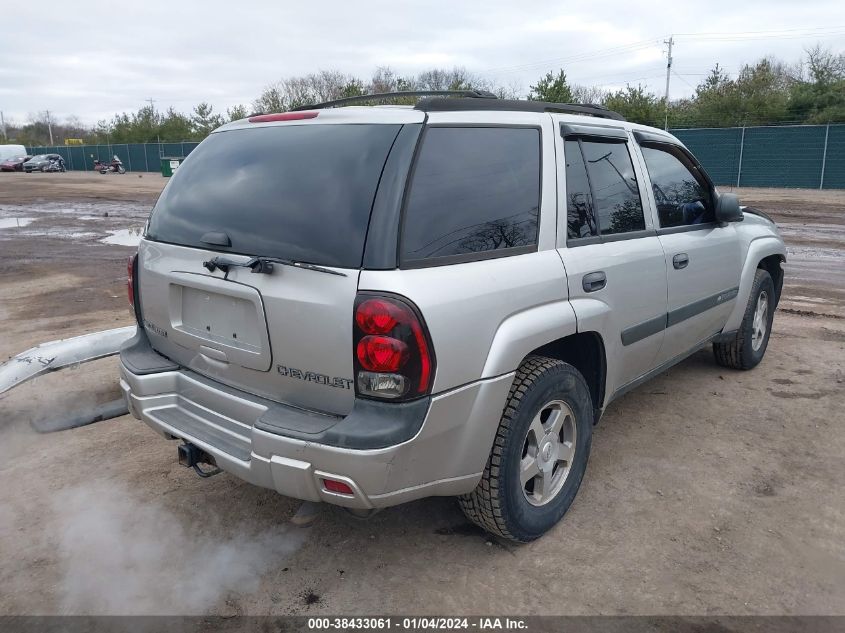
[481, 25, 844, 82]
[674, 25, 845, 38]
[679, 32, 845, 43]
[672, 70, 697, 91]
[482, 39, 662, 75]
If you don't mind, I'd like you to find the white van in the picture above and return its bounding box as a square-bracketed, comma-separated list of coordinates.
[0, 145, 28, 161]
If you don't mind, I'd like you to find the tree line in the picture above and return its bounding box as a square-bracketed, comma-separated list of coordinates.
[6, 45, 843, 147]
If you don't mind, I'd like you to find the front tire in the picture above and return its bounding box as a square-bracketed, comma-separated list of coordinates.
[713, 268, 775, 370]
[459, 356, 593, 542]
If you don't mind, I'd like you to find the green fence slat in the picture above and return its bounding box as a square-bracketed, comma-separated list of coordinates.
[822, 125, 845, 189]
[672, 127, 743, 186]
[740, 125, 827, 188]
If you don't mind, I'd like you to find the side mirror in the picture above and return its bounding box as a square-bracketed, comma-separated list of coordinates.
[715, 192, 743, 223]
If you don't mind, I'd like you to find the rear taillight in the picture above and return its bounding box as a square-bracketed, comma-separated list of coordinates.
[353, 294, 435, 401]
[127, 253, 136, 310]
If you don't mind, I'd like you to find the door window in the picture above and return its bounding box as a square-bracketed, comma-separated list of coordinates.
[564, 139, 646, 240]
[640, 145, 714, 228]
[564, 140, 597, 239]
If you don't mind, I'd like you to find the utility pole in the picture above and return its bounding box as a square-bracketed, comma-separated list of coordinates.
[0, 110, 6, 142]
[45, 109, 54, 145]
[663, 36, 673, 131]
[147, 98, 162, 156]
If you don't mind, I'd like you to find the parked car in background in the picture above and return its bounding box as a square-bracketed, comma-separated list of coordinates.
[0, 144, 28, 162]
[23, 154, 65, 172]
[0, 155, 31, 172]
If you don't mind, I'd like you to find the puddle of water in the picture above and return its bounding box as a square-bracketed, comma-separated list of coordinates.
[0, 201, 150, 219]
[787, 245, 845, 260]
[100, 227, 144, 246]
[0, 217, 35, 229]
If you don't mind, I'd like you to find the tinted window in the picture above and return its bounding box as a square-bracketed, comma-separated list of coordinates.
[641, 145, 714, 228]
[146, 124, 401, 268]
[401, 127, 540, 263]
[580, 141, 645, 235]
[564, 140, 597, 239]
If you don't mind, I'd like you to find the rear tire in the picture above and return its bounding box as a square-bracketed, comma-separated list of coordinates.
[713, 268, 775, 370]
[459, 355, 593, 542]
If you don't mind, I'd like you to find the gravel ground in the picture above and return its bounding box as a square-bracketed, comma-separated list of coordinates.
[0, 172, 843, 616]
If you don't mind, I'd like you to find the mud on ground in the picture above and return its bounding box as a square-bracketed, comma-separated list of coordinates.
[0, 172, 843, 616]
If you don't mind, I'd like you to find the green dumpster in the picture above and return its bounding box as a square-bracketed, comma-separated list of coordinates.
[160, 156, 185, 177]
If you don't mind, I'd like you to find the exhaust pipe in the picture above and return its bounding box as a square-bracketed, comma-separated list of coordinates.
[177, 443, 223, 478]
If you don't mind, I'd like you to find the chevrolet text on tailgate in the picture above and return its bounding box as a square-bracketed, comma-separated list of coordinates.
[120, 90, 786, 542]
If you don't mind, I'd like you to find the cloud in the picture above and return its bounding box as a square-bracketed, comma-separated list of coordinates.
[2, 0, 844, 124]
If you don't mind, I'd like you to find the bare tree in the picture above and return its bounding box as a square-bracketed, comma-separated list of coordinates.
[369, 66, 402, 93]
[805, 44, 845, 84]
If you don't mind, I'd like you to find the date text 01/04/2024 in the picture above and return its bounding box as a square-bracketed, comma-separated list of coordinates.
[306, 617, 528, 630]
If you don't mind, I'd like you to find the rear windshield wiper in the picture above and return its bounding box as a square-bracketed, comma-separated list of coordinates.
[202, 255, 347, 277]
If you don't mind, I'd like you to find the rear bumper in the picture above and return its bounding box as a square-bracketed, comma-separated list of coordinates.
[119, 341, 513, 509]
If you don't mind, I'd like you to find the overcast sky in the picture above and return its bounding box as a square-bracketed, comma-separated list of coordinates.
[3, 0, 844, 126]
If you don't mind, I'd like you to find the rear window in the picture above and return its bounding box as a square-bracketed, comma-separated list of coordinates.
[146, 124, 402, 268]
[400, 126, 541, 265]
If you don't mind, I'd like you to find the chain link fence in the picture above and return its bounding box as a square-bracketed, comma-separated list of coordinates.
[26, 124, 844, 188]
[23, 142, 200, 174]
[671, 123, 843, 189]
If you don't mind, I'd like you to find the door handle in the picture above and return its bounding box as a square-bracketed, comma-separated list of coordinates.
[582, 271, 607, 293]
[673, 253, 689, 269]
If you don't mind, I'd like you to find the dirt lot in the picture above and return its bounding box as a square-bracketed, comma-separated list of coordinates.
[0, 172, 843, 616]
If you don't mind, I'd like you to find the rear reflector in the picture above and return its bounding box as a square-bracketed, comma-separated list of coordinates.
[248, 111, 318, 123]
[323, 479, 354, 495]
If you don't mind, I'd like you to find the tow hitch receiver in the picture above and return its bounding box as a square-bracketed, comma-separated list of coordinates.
[177, 443, 223, 478]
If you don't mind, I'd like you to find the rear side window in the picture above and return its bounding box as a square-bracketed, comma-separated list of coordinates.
[640, 145, 714, 228]
[146, 124, 401, 268]
[401, 127, 541, 264]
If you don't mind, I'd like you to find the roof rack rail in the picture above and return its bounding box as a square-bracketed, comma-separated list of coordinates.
[292, 90, 498, 111]
[415, 98, 625, 121]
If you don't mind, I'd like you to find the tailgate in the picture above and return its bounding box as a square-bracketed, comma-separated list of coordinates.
[137, 240, 358, 416]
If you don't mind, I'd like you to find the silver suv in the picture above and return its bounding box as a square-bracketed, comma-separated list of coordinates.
[120, 92, 786, 542]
